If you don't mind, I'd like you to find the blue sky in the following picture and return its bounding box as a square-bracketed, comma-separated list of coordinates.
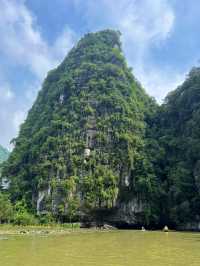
[0, 0, 200, 149]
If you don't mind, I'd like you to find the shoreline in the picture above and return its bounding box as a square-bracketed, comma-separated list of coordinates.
[0, 224, 82, 236]
[0, 224, 200, 236]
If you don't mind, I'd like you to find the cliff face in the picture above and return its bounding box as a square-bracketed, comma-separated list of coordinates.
[3, 30, 158, 225]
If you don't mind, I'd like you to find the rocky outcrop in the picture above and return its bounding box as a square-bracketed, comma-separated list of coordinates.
[36, 185, 51, 215]
[98, 198, 145, 228]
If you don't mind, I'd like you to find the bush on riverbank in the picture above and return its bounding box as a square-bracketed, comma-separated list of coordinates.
[0, 192, 81, 226]
[0, 192, 13, 223]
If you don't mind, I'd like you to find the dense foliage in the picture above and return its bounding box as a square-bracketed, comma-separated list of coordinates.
[0, 192, 13, 223]
[2, 30, 200, 229]
[2, 30, 158, 225]
[0, 192, 38, 225]
[153, 68, 200, 227]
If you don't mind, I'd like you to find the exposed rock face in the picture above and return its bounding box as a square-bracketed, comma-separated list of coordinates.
[80, 198, 145, 228]
[107, 199, 144, 227]
[37, 191, 46, 215]
[36, 185, 51, 215]
[1, 177, 10, 190]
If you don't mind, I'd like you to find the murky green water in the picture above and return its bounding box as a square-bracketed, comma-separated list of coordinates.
[0, 230, 200, 266]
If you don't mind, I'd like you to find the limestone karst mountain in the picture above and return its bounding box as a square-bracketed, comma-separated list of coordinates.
[3, 30, 200, 229]
[3, 30, 158, 226]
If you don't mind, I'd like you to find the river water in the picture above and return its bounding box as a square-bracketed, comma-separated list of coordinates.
[0, 230, 199, 266]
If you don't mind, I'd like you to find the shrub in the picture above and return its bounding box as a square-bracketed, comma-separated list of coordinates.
[13, 211, 38, 225]
[0, 192, 13, 223]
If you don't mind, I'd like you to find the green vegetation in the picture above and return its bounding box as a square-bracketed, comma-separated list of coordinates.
[2, 30, 157, 225]
[0, 193, 37, 225]
[1, 30, 200, 229]
[152, 67, 200, 228]
[0, 192, 13, 223]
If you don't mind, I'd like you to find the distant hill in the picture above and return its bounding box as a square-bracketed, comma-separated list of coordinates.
[0, 145, 9, 164]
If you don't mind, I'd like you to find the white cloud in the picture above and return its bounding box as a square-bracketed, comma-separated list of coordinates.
[0, 0, 51, 79]
[0, 84, 30, 150]
[114, 0, 179, 102]
[13, 110, 26, 131]
[73, 0, 183, 101]
[0, 81, 16, 150]
[0, 0, 76, 80]
[135, 68, 186, 102]
[119, 0, 174, 42]
[53, 27, 76, 59]
[0, 84, 15, 101]
[0, 0, 77, 149]
[119, 0, 175, 54]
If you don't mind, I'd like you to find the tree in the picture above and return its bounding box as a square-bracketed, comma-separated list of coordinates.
[0, 193, 13, 223]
